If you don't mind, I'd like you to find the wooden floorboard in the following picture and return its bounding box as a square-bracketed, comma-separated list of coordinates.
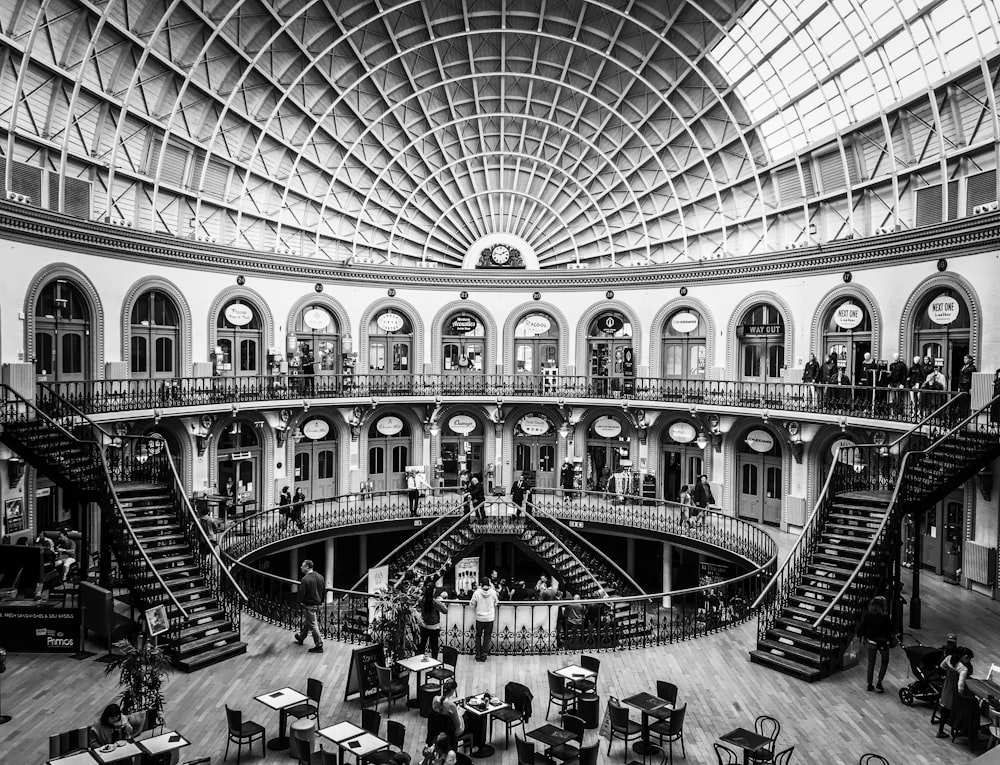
[2, 538, 998, 765]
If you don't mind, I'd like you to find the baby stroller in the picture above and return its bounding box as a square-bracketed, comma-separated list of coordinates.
[898, 633, 944, 707]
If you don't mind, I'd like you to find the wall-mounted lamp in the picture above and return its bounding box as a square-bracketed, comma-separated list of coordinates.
[761, 410, 769, 424]
[559, 422, 571, 440]
[695, 433, 709, 450]
[370, 397, 379, 409]
[275, 426, 288, 448]
[429, 422, 440, 438]
[839, 417, 848, 432]
[302, 399, 310, 412]
[153, 408, 163, 424]
[231, 402, 239, 415]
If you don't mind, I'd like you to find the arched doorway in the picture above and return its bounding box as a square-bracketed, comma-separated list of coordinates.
[130, 290, 180, 379]
[215, 300, 264, 378]
[735, 427, 783, 525]
[737, 304, 785, 382]
[911, 289, 971, 389]
[512, 413, 558, 489]
[441, 310, 486, 385]
[216, 420, 262, 517]
[659, 420, 704, 502]
[34, 279, 91, 381]
[290, 304, 343, 383]
[585, 415, 634, 494]
[439, 412, 485, 489]
[514, 312, 560, 385]
[587, 311, 634, 396]
[292, 416, 339, 500]
[367, 415, 410, 493]
[368, 309, 414, 376]
[822, 299, 873, 386]
[661, 309, 707, 380]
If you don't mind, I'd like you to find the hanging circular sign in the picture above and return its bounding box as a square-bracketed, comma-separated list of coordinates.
[593, 416, 623, 438]
[521, 314, 551, 336]
[667, 422, 697, 443]
[518, 415, 550, 436]
[145, 439, 164, 454]
[927, 293, 960, 325]
[224, 303, 253, 326]
[670, 312, 700, 334]
[303, 308, 331, 330]
[745, 429, 775, 453]
[834, 302, 864, 330]
[448, 415, 477, 435]
[830, 437, 856, 462]
[376, 416, 404, 435]
[449, 315, 478, 335]
[376, 311, 405, 333]
[302, 418, 330, 440]
[598, 314, 624, 334]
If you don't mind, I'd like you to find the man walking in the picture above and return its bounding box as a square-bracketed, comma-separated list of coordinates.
[468, 473, 486, 521]
[510, 473, 532, 517]
[691, 474, 715, 525]
[469, 578, 499, 662]
[293, 559, 325, 653]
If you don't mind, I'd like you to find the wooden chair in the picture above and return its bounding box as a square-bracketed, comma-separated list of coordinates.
[49, 727, 89, 758]
[375, 664, 409, 713]
[648, 703, 686, 763]
[550, 713, 585, 761]
[426, 709, 475, 754]
[713, 743, 740, 764]
[568, 655, 600, 693]
[747, 715, 780, 764]
[362, 708, 382, 735]
[288, 677, 323, 725]
[562, 742, 599, 765]
[320, 749, 339, 765]
[546, 670, 575, 720]
[367, 720, 406, 765]
[428, 646, 459, 684]
[516, 736, 554, 765]
[655, 682, 678, 706]
[606, 698, 642, 756]
[491, 681, 533, 748]
[224, 705, 265, 765]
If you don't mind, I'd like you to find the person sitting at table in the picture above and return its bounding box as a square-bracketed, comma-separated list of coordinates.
[88, 703, 144, 746]
[35, 536, 62, 597]
[430, 678, 464, 740]
[423, 732, 457, 765]
[55, 531, 77, 579]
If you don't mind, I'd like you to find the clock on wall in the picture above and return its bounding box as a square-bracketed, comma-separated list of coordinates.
[476, 242, 525, 269]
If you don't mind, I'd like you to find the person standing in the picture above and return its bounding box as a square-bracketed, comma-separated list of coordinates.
[991, 369, 1000, 425]
[678, 484, 693, 526]
[906, 355, 924, 413]
[417, 580, 447, 659]
[468, 473, 486, 521]
[406, 469, 431, 517]
[888, 353, 908, 413]
[301, 344, 316, 395]
[958, 354, 977, 415]
[802, 352, 820, 405]
[293, 559, 325, 653]
[278, 485, 293, 528]
[510, 473, 531, 517]
[469, 578, 499, 662]
[692, 474, 715, 525]
[936, 646, 974, 738]
[291, 487, 307, 530]
[857, 595, 894, 693]
[560, 460, 576, 499]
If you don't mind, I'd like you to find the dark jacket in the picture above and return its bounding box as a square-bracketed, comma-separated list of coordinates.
[888, 359, 908, 386]
[802, 359, 820, 384]
[958, 362, 976, 392]
[298, 570, 325, 606]
[469, 480, 485, 507]
[906, 364, 925, 388]
[692, 481, 715, 509]
[510, 479, 530, 504]
[857, 610, 894, 645]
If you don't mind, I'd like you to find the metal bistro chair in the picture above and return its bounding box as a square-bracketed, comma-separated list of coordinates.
[491, 681, 534, 749]
[747, 715, 780, 764]
[773, 747, 794, 764]
[362, 708, 382, 736]
[648, 703, 686, 764]
[858, 756, 889, 765]
[654, 682, 678, 707]
[224, 705, 265, 765]
[606, 698, 642, 757]
[713, 743, 740, 765]
[428, 646, 459, 684]
[546, 670, 576, 720]
[288, 677, 324, 725]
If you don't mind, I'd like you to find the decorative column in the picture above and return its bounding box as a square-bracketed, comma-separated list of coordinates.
[289, 546, 300, 581]
[626, 538, 636, 578]
[325, 538, 335, 604]
[662, 542, 673, 609]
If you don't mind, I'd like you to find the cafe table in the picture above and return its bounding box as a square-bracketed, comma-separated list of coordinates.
[397, 653, 443, 708]
[623, 691, 674, 755]
[458, 693, 509, 758]
[318, 721, 366, 765]
[553, 664, 598, 693]
[527, 723, 578, 759]
[967, 677, 1000, 702]
[337, 731, 390, 764]
[255, 685, 308, 750]
[46, 752, 98, 765]
[718, 727, 774, 765]
[89, 742, 145, 764]
[137, 730, 190, 762]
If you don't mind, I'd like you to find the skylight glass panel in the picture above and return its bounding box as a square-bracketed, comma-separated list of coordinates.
[868, 5, 903, 39]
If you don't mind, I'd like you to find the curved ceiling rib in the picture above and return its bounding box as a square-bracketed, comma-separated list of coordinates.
[1, 0, 998, 269]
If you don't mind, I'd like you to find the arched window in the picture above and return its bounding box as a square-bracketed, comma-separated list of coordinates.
[737, 304, 784, 382]
[587, 311, 634, 395]
[35, 280, 90, 381]
[131, 290, 180, 378]
[912, 289, 971, 389]
[368, 310, 414, 373]
[292, 304, 342, 376]
[821, 299, 873, 385]
[514, 313, 559, 375]
[216, 301, 264, 377]
[441, 311, 486, 373]
[661, 309, 706, 379]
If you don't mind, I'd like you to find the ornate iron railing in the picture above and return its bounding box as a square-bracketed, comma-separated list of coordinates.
[41, 374, 960, 425]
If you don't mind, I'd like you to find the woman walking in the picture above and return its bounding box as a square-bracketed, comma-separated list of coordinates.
[857, 595, 894, 693]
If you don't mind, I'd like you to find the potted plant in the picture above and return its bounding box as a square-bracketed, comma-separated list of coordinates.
[104, 638, 171, 715]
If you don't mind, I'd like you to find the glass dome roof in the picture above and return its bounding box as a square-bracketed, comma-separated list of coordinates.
[1, 0, 997, 270]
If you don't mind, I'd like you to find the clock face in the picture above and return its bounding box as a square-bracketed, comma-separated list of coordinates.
[491, 244, 511, 264]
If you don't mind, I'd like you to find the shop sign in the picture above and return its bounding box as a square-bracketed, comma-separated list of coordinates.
[518, 415, 550, 436]
[667, 422, 697, 443]
[376, 311, 404, 333]
[745, 429, 774, 453]
[834, 302, 864, 329]
[927, 294, 960, 325]
[521, 314, 551, 336]
[593, 416, 623, 438]
[597, 314, 624, 334]
[670, 311, 700, 334]
[738, 324, 782, 336]
[302, 418, 330, 440]
[830, 437, 855, 462]
[303, 308, 331, 330]
[448, 415, 477, 435]
[449, 314, 478, 335]
[376, 416, 404, 435]
[224, 303, 253, 326]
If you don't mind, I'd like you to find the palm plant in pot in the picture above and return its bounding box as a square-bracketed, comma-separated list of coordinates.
[104, 638, 171, 715]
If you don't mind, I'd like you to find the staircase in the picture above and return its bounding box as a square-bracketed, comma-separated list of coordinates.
[750, 393, 1000, 681]
[1, 384, 247, 671]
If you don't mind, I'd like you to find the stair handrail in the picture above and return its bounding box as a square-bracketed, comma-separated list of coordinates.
[810, 391, 999, 627]
[528, 504, 646, 595]
[521, 511, 608, 595]
[388, 508, 473, 590]
[0, 384, 191, 620]
[749, 391, 965, 611]
[159, 446, 248, 603]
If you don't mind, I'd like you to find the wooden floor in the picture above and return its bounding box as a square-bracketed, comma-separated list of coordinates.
[3, 533, 999, 765]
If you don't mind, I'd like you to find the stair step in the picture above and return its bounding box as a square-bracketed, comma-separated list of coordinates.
[142, 544, 192, 557]
[749, 649, 823, 681]
[178, 616, 232, 640]
[176, 629, 241, 657]
[812, 551, 863, 567]
[767, 626, 827, 651]
[174, 641, 247, 672]
[756, 637, 824, 665]
[804, 564, 852, 580]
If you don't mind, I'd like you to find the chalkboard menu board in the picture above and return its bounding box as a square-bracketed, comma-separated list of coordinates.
[344, 643, 386, 702]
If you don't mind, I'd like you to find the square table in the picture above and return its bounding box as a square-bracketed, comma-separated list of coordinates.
[46, 752, 98, 765]
[553, 664, 597, 691]
[255, 686, 308, 751]
[338, 731, 389, 763]
[137, 731, 190, 761]
[718, 727, 774, 765]
[623, 692, 674, 755]
[90, 742, 144, 764]
[397, 654, 443, 708]
[527, 723, 578, 759]
[458, 694, 509, 758]
[318, 721, 367, 765]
